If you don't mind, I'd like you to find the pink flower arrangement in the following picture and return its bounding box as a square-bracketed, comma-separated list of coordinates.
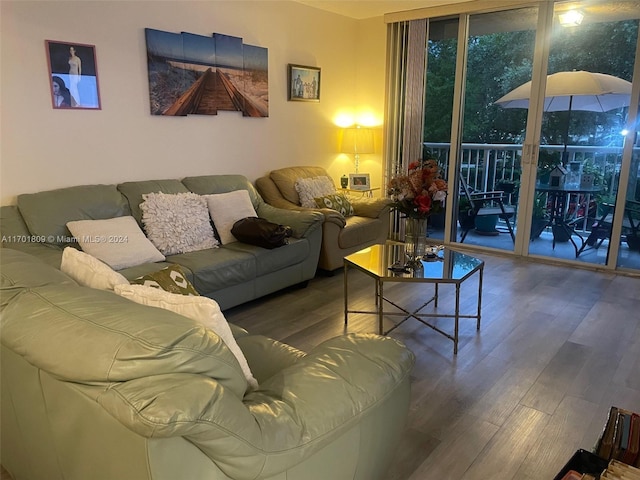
[387, 158, 448, 219]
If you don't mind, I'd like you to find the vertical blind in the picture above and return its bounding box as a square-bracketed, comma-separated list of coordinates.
[384, 18, 428, 235]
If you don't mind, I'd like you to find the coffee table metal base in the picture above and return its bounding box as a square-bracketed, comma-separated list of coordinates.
[343, 246, 484, 355]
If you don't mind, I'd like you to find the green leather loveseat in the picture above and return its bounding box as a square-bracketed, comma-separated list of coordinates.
[0, 175, 323, 310]
[0, 248, 415, 480]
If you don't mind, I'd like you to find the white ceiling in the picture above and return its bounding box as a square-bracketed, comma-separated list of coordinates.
[293, 0, 469, 20]
[294, 1, 640, 21]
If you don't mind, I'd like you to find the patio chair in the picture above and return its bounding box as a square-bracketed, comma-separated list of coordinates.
[459, 177, 516, 243]
[580, 199, 640, 254]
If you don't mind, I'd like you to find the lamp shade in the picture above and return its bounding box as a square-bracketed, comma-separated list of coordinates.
[340, 127, 374, 154]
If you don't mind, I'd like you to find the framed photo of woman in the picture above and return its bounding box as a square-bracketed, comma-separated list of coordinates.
[45, 40, 101, 110]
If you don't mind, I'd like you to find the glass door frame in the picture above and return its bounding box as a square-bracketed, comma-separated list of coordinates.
[436, 0, 640, 272]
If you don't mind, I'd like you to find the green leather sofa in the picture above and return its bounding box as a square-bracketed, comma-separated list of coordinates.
[0, 175, 324, 310]
[0, 248, 415, 480]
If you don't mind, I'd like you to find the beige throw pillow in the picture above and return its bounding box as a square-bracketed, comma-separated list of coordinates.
[60, 247, 129, 291]
[204, 190, 257, 245]
[66, 216, 165, 270]
[114, 283, 258, 391]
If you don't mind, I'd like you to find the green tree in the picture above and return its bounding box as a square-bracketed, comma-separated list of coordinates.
[424, 19, 638, 147]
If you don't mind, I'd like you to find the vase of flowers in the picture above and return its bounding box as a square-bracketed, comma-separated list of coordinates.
[388, 157, 448, 267]
[404, 217, 428, 265]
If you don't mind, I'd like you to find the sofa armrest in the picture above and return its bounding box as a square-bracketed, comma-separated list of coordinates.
[256, 203, 323, 238]
[95, 333, 414, 480]
[349, 197, 392, 219]
[235, 334, 306, 384]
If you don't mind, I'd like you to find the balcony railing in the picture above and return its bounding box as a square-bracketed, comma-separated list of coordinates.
[424, 142, 630, 200]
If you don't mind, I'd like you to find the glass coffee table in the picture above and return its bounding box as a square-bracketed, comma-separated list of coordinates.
[343, 241, 484, 354]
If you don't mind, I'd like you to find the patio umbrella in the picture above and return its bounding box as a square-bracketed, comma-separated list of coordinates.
[494, 70, 632, 155]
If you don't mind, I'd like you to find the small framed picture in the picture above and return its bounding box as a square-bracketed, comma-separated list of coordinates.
[349, 173, 370, 190]
[46, 40, 101, 110]
[288, 64, 320, 102]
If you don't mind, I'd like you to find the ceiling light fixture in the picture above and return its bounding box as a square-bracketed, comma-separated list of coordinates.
[559, 10, 584, 27]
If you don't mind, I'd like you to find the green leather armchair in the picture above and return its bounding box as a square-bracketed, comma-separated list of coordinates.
[256, 166, 391, 271]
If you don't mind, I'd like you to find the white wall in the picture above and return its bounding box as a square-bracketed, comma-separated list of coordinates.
[0, 0, 387, 205]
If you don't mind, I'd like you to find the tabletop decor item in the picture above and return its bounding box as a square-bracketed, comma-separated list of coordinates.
[349, 173, 370, 190]
[388, 157, 448, 267]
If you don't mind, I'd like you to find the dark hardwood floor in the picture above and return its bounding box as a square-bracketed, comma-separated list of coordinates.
[2, 252, 638, 479]
[225, 252, 640, 480]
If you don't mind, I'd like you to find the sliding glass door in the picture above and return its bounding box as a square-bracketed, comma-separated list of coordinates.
[457, 7, 539, 252]
[415, 0, 640, 272]
[526, 1, 639, 270]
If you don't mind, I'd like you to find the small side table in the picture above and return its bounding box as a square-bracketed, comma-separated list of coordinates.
[340, 187, 380, 198]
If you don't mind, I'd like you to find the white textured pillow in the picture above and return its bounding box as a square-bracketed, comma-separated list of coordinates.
[295, 176, 335, 208]
[114, 283, 258, 390]
[66, 216, 165, 271]
[204, 190, 257, 245]
[60, 247, 129, 291]
[140, 192, 219, 255]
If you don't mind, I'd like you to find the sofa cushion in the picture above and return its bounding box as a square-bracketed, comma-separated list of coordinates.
[224, 237, 309, 276]
[66, 216, 165, 270]
[181, 175, 263, 210]
[60, 247, 129, 291]
[0, 206, 65, 266]
[204, 190, 258, 245]
[166, 248, 256, 293]
[17, 184, 130, 246]
[114, 283, 258, 390]
[338, 216, 386, 249]
[117, 179, 190, 224]
[1, 205, 32, 240]
[140, 192, 218, 255]
[294, 176, 335, 207]
[314, 193, 354, 217]
[269, 166, 331, 205]
[131, 264, 199, 296]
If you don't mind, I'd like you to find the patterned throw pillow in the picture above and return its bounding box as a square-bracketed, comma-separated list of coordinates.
[131, 264, 199, 296]
[314, 193, 355, 217]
